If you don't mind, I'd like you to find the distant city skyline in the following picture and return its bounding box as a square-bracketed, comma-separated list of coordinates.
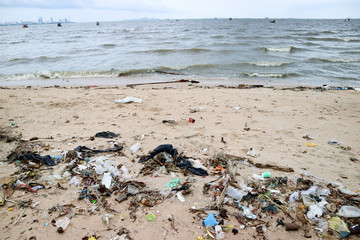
[1, 16, 72, 25]
[0, 0, 359, 23]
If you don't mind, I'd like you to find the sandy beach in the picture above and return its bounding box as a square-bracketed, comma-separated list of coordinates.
[0, 83, 359, 240]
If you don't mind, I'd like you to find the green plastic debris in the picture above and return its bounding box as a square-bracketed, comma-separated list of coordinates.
[166, 178, 180, 188]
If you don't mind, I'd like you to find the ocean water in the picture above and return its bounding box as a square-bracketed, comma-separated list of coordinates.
[0, 19, 359, 86]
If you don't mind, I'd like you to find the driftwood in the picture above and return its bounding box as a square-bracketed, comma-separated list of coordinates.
[222, 153, 294, 172]
[126, 79, 199, 87]
[252, 163, 294, 172]
[216, 176, 230, 208]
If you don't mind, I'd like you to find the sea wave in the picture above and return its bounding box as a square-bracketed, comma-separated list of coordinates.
[101, 43, 117, 48]
[339, 38, 360, 42]
[306, 37, 360, 42]
[246, 61, 293, 67]
[1, 69, 128, 80]
[211, 35, 225, 39]
[142, 48, 211, 54]
[262, 46, 300, 52]
[243, 72, 300, 78]
[10, 40, 27, 45]
[8, 56, 64, 64]
[311, 58, 360, 63]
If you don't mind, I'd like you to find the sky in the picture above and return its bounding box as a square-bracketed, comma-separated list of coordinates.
[0, 0, 359, 23]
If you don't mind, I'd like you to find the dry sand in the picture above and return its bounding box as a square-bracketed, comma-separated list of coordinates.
[0, 83, 359, 240]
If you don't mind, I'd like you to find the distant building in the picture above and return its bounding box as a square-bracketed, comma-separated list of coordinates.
[38, 17, 43, 24]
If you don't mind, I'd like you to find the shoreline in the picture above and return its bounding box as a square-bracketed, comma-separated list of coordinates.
[1, 76, 360, 88]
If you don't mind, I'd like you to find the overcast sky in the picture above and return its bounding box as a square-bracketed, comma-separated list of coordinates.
[1, 0, 359, 23]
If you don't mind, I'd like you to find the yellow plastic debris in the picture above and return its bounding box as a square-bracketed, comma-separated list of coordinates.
[305, 143, 317, 147]
[328, 216, 350, 239]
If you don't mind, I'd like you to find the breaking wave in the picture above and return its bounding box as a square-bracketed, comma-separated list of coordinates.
[307, 37, 360, 42]
[245, 61, 293, 67]
[143, 48, 211, 54]
[311, 58, 360, 63]
[243, 72, 300, 78]
[262, 46, 300, 52]
[8, 56, 64, 64]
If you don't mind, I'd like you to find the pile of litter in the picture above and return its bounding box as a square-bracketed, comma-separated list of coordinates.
[1, 131, 359, 239]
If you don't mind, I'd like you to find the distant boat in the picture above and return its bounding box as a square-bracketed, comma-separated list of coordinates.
[57, 23, 62, 27]
[22, 24, 28, 28]
[345, 17, 351, 22]
[96, 22, 100, 26]
[269, 20, 276, 23]
[229, 18, 232, 20]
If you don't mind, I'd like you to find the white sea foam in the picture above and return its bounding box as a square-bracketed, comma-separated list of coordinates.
[264, 46, 293, 52]
[317, 58, 360, 63]
[250, 61, 292, 67]
[246, 73, 284, 78]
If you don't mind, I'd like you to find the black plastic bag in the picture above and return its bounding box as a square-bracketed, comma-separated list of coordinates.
[138, 144, 178, 163]
[95, 131, 118, 138]
[7, 152, 56, 166]
[74, 144, 123, 157]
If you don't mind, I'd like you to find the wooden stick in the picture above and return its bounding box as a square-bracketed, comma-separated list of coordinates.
[13, 208, 26, 225]
[216, 177, 230, 209]
[126, 79, 199, 87]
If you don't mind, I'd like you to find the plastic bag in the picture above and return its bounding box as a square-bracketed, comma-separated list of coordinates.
[102, 173, 112, 189]
[337, 206, 360, 218]
[114, 97, 143, 104]
[69, 176, 80, 186]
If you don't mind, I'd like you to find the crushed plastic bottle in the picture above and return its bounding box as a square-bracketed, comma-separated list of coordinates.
[130, 142, 141, 153]
[176, 192, 185, 202]
[215, 225, 225, 240]
[56, 216, 71, 232]
[102, 214, 113, 228]
[226, 186, 244, 201]
[246, 148, 259, 158]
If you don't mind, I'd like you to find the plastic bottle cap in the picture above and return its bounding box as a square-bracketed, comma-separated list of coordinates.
[146, 213, 155, 222]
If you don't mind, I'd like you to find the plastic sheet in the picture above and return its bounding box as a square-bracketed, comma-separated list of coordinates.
[114, 97, 143, 104]
[337, 205, 360, 218]
[102, 173, 112, 189]
[203, 214, 219, 227]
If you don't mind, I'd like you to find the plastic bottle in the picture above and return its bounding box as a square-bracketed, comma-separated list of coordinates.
[130, 142, 141, 153]
[215, 225, 225, 240]
[56, 216, 71, 231]
[226, 186, 244, 201]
